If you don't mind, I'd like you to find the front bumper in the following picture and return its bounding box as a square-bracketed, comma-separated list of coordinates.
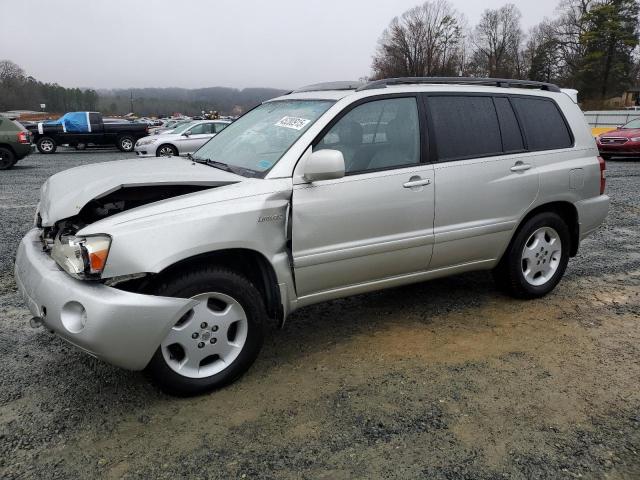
[576, 195, 610, 241]
[597, 142, 640, 156]
[134, 144, 157, 157]
[14, 229, 194, 370]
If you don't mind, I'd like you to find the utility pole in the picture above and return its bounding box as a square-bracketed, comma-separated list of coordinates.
[130, 90, 134, 114]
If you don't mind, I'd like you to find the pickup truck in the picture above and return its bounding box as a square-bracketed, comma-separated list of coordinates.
[27, 112, 148, 154]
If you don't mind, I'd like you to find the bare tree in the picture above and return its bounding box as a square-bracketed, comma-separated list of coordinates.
[0, 60, 25, 83]
[524, 19, 564, 83]
[372, 0, 466, 79]
[552, 0, 595, 82]
[471, 4, 523, 78]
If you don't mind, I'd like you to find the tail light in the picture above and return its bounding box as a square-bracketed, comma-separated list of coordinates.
[598, 156, 606, 195]
[17, 131, 30, 144]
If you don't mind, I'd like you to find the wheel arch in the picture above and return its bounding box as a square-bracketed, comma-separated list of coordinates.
[516, 201, 580, 257]
[156, 143, 178, 156]
[146, 248, 283, 324]
[0, 143, 16, 156]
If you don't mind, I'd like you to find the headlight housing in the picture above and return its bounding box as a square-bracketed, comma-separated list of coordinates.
[51, 234, 111, 279]
[137, 137, 156, 146]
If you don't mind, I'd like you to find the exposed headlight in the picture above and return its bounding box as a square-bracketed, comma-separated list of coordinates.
[630, 137, 640, 142]
[51, 234, 111, 279]
[136, 137, 156, 146]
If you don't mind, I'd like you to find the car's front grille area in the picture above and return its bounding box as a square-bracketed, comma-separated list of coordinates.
[599, 137, 628, 145]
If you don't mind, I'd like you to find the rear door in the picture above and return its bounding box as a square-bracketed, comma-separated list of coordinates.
[425, 94, 540, 269]
[291, 96, 435, 297]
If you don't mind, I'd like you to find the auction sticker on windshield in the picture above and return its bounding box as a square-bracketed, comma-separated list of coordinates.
[275, 116, 311, 130]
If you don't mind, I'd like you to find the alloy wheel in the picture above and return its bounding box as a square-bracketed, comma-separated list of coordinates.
[521, 226, 562, 286]
[161, 292, 248, 379]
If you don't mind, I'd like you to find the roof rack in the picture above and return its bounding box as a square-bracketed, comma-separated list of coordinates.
[356, 77, 561, 93]
[292, 81, 365, 94]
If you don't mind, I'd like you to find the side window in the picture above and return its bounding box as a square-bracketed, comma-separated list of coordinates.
[188, 123, 207, 135]
[511, 97, 572, 150]
[494, 97, 524, 152]
[427, 96, 502, 161]
[89, 112, 101, 126]
[214, 122, 228, 133]
[316, 97, 420, 174]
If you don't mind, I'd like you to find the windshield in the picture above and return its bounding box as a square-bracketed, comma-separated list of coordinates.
[622, 118, 640, 129]
[192, 100, 334, 175]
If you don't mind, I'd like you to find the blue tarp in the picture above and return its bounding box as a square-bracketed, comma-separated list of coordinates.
[46, 112, 90, 133]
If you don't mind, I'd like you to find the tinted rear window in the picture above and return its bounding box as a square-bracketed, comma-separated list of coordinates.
[511, 97, 572, 150]
[428, 96, 502, 161]
[494, 97, 524, 152]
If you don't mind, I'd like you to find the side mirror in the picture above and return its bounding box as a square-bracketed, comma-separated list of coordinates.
[303, 149, 345, 182]
[182, 131, 190, 137]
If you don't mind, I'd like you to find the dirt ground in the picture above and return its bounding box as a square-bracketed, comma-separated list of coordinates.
[1, 150, 639, 479]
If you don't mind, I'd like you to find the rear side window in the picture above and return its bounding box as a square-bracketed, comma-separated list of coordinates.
[494, 97, 524, 152]
[428, 96, 502, 161]
[511, 97, 572, 150]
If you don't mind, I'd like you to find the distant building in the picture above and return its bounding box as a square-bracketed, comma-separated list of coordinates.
[621, 87, 640, 107]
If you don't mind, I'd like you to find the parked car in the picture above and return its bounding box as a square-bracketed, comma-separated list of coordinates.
[15, 78, 609, 395]
[135, 120, 231, 157]
[150, 119, 193, 135]
[0, 116, 33, 170]
[596, 117, 640, 159]
[25, 112, 148, 154]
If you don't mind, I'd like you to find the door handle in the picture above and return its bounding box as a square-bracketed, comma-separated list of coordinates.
[511, 162, 532, 172]
[403, 178, 431, 188]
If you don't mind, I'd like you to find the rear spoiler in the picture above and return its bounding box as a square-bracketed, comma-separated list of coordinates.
[561, 89, 578, 103]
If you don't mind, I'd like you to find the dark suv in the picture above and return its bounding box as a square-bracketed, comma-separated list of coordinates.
[0, 116, 33, 170]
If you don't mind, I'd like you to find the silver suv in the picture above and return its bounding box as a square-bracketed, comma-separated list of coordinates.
[15, 78, 610, 395]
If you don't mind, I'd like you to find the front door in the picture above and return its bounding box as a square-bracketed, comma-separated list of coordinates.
[292, 96, 435, 297]
[175, 123, 216, 154]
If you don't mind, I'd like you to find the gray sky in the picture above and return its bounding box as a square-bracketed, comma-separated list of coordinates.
[2, 0, 559, 90]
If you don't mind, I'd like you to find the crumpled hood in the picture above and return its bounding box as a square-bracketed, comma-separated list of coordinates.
[39, 157, 242, 226]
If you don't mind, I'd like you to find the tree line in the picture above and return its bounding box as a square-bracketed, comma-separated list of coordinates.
[0, 60, 98, 113]
[372, 0, 640, 104]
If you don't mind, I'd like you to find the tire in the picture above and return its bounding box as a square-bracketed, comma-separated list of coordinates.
[146, 267, 266, 396]
[117, 135, 135, 152]
[493, 212, 570, 299]
[156, 144, 178, 157]
[0, 147, 15, 170]
[36, 136, 57, 154]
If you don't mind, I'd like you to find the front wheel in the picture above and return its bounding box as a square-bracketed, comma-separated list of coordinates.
[36, 137, 57, 154]
[156, 144, 178, 157]
[146, 268, 265, 396]
[117, 135, 135, 152]
[493, 212, 570, 299]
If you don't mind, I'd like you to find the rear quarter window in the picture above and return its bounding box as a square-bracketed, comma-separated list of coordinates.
[511, 97, 573, 151]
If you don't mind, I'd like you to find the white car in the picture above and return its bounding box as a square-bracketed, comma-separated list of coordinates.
[135, 120, 231, 157]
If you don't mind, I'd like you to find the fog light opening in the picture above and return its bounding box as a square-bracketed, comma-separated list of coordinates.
[61, 301, 87, 333]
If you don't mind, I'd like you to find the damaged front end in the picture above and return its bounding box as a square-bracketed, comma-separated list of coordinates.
[39, 184, 218, 282]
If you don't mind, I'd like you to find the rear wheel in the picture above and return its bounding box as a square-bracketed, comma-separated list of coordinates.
[146, 268, 265, 396]
[156, 144, 178, 157]
[117, 135, 135, 152]
[37, 137, 57, 154]
[493, 212, 570, 299]
[0, 147, 15, 170]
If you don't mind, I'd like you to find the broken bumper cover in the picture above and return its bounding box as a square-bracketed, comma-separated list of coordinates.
[14, 228, 194, 370]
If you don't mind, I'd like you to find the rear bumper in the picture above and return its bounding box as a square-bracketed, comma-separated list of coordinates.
[14, 229, 195, 370]
[576, 195, 610, 241]
[14, 143, 34, 159]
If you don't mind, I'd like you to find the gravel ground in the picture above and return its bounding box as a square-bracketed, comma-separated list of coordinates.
[0, 149, 639, 480]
